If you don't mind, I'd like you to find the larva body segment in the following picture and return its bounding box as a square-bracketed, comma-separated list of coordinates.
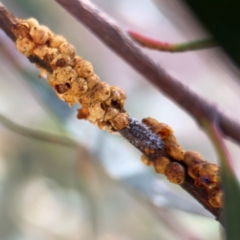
[13, 18, 129, 131]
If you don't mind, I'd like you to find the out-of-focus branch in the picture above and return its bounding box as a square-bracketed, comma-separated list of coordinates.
[128, 30, 218, 52]
[0, 113, 77, 147]
[53, 0, 240, 146]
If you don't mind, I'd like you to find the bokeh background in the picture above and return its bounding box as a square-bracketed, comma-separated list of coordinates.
[0, 0, 240, 239]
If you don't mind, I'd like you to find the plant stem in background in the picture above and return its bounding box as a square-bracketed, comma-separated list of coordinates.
[128, 30, 218, 52]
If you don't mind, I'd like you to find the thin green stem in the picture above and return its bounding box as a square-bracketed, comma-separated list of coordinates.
[128, 30, 218, 52]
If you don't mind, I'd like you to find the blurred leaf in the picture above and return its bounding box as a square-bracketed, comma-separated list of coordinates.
[203, 120, 240, 240]
[183, 1, 240, 69]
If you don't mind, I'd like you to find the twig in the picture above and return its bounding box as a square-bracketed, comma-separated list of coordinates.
[128, 30, 218, 52]
[0, 113, 77, 147]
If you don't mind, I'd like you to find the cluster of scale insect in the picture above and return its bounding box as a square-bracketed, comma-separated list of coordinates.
[13, 18, 129, 131]
[12, 18, 222, 209]
[141, 117, 222, 209]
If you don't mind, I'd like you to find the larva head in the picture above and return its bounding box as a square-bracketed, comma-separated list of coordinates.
[165, 162, 185, 184]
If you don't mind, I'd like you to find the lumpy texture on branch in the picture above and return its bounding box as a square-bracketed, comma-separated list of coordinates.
[13, 18, 129, 131]
[141, 117, 222, 209]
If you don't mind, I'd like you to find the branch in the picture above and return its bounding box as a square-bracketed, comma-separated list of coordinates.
[128, 30, 218, 52]
[0, 2, 224, 221]
[119, 118, 221, 220]
[53, 0, 240, 145]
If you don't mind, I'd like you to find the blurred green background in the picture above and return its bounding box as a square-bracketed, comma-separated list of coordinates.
[1, 0, 239, 239]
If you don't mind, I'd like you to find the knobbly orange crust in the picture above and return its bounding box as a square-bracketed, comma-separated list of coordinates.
[141, 117, 222, 209]
[13, 18, 129, 131]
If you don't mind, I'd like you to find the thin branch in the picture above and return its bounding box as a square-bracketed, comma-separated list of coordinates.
[128, 30, 218, 52]
[53, 0, 240, 145]
[0, 113, 78, 147]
